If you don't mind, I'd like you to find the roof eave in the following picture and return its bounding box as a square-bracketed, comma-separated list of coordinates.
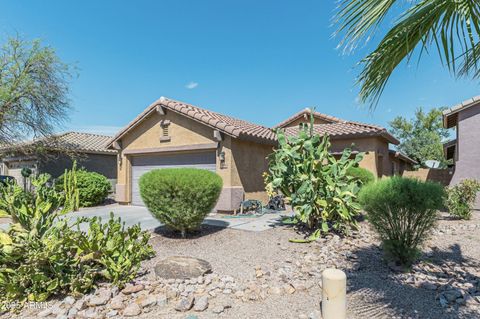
[108, 98, 277, 147]
[108, 98, 164, 149]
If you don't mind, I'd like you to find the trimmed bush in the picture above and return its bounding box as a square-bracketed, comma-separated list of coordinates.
[57, 170, 111, 207]
[359, 177, 444, 267]
[139, 168, 223, 237]
[347, 166, 375, 187]
[445, 179, 480, 220]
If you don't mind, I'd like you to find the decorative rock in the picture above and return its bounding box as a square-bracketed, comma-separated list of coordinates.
[88, 288, 111, 306]
[84, 308, 99, 319]
[137, 294, 157, 308]
[444, 289, 462, 302]
[456, 297, 466, 305]
[63, 296, 75, 305]
[155, 256, 212, 280]
[38, 308, 52, 318]
[106, 309, 118, 317]
[67, 308, 78, 317]
[268, 286, 283, 295]
[175, 295, 195, 312]
[122, 284, 144, 295]
[212, 305, 225, 314]
[123, 302, 142, 317]
[439, 294, 449, 308]
[110, 295, 125, 310]
[157, 294, 168, 307]
[421, 282, 438, 291]
[284, 283, 296, 294]
[72, 299, 87, 311]
[193, 295, 209, 311]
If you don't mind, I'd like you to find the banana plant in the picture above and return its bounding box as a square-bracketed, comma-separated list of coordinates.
[265, 110, 364, 242]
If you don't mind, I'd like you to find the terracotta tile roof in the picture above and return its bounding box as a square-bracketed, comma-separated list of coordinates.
[283, 122, 399, 144]
[109, 97, 399, 147]
[109, 97, 277, 146]
[1, 132, 116, 154]
[274, 108, 345, 128]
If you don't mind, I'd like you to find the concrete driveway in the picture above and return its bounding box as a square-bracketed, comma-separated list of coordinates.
[64, 204, 288, 232]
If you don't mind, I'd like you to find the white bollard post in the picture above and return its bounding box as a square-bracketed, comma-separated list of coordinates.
[322, 268, 346, 319]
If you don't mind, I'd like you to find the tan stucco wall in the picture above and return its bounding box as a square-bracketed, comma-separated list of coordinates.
[231, 139, 274, 203]
[403, 168, 453, 186]
[329, 137, 390, 178]
[115, 109, 272, 210]
[117, 110, 226, 202]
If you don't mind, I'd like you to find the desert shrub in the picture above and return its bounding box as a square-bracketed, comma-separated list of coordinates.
[0, 174, 154, 309]
[359, 177, 444, 267]
[264, 112, 363, 240]
[347, 166, 375, 187]
[57, 169, 111, 207]
[445, 179, 480, 220]
[140, 168, 223, 237]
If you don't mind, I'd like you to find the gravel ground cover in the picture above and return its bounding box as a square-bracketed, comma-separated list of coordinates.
[3, 211, 480, 319]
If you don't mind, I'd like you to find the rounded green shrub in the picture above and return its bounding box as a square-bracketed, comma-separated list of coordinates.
[57, 170, 111, 207]
[445, 179, 480, 220]
[139, 168, 223, 237]
[347, 166, 375, 187]
[359, 177, 444, 267]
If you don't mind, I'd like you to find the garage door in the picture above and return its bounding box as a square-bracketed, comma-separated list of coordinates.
[131, 152, 216, 206]
[7, 161, 37, 188]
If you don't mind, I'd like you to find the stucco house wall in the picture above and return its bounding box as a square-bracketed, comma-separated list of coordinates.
[450, 103, 480, 208]
[231, 139, 273, 203]
[329, 137, 390, 178]
[114, 110, 268, 211]
[112, 98, 413, 211]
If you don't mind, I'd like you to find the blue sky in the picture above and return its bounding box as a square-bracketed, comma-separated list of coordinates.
[1, 1, 479, 136]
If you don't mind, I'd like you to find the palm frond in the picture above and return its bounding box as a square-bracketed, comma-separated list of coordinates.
[354, 0, 480, 108]
[334, 0, 401, 53]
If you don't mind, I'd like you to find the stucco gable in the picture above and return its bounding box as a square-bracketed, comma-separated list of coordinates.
[109, 97, 276, 149]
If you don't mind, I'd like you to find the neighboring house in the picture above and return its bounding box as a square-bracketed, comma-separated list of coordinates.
[0, 132, 117, 186]
[109, 97, 415, 210]
[443, 96, 480, 208]
[275, 109, 416, 177]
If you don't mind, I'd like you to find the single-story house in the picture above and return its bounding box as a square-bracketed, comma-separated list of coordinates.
[0, 132, 117, 186]
[443, 95, 480, 208]
[109, 97, 415, 211]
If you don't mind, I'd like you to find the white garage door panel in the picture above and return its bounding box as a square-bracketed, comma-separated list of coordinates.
[131, 152, 216, 206]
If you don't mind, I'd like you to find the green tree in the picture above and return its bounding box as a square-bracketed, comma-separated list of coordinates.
[389, 107, 450, 167]
[335, 1, 480, 107]
[0, 36, 74, 146]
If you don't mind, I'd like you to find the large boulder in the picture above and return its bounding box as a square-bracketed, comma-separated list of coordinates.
[154, 256, 212, 279]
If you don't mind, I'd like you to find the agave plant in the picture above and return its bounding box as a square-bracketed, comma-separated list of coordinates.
[264, 112, 364, 241]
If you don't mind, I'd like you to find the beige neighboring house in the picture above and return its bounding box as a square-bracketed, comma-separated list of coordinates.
[0, 132, 117, 186]
[109, 97, 415, 211]
[275, 109, 415, 177]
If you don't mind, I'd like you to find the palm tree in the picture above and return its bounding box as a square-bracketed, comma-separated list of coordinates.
[335, 0, 480, 107]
